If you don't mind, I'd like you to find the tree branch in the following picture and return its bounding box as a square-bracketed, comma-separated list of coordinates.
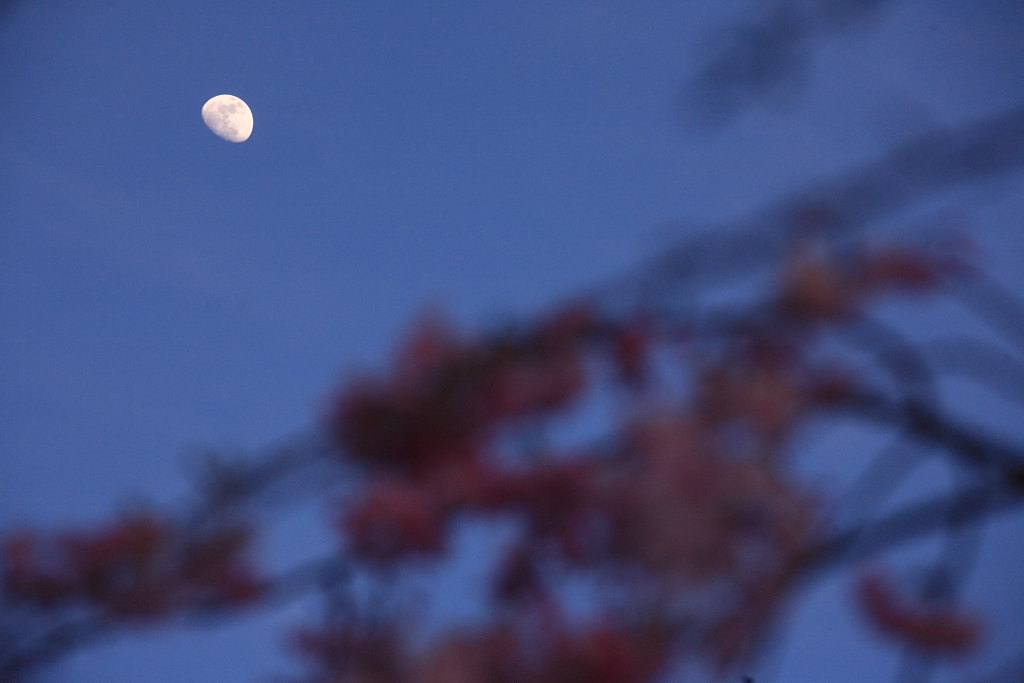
[834, 390, 1024, 486]
[806, 483, 1023, 575]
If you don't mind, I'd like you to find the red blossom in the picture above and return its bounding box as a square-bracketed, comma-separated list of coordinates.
[542, 622, 671, 683]
[330, 377, 486, 476]
[54, 514, 172, 618]
[327, 311, 488, 475]
[539, 303, 599, 348]
[697, 345, 806, 440]
[507, 461, 603, 562]
[328, 309, 591, 478]
[779, 245, 851, 319]
[3, 515, 264, 618]
[392, 308, 463, 392]
[779, 241, 961, 321]
[342, 480, 446, 562]
[855, 571, 982, 654]
[2, 532, 78, 607]
[413, 625, 528, 683]
[856, 246, 961, 292]
[598, 411, 817, 668]
[430, 459, 522, 511]
[610, 320, 651, 388]
[180, 526, 266, 606]
[292, 622, 407, 683]
[486, 349, 586, 417]
[412, 617, 669, 683]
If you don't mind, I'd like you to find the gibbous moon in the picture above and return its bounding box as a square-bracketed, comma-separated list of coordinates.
[201, 94, 253, 143]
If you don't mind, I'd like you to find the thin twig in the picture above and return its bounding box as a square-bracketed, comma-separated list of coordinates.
[834, 390, 1024, 486]
[805, 484, 1024, 574]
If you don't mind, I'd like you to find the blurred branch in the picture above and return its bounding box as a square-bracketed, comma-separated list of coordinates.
[681, 0, 898, 126]
[831, 433, 926, 526]
[836, 389, 1024, 485]
[893, 481, 991, 683]
[0, 615, 112, 682]
[179, 429, 340, 527]
[0, 551, 351, 681]
[923, 335, 1024, 409]
[953, 272, 1024, 355]
[842, 316, 937, 405]
[970, 648, 1024, 683]
[807, 483, 1023, 574]
[593, 104, 1024, 305]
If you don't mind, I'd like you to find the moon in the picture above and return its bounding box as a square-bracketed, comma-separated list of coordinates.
[201, 94, 253, 143]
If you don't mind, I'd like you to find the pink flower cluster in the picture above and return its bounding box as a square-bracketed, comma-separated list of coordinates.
[3, 514, 263, 618]
[311, 237, 975, 679]
[330, 306, 595, 478]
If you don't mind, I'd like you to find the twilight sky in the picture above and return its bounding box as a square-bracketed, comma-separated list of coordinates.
[2, 2, 1023, 681]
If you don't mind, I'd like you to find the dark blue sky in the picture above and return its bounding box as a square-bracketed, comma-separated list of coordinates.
[2, 2, 1023, 681]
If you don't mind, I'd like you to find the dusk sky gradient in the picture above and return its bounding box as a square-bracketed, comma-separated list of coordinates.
[2, 2, 1023, 681]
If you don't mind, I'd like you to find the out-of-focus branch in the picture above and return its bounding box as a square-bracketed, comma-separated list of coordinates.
[681, 0, 900, 126]
[954, 272, 1024, 355]
[924, 336, 1024, 409]
[593, 105, 1024, 305]
[0, 552, 352, 681]
[0, 615, 113, 682]
[807, 484, 1022, 574]
[0, 432, 347, 681]
[179, 429, 340, 527]
[830, 433, 925, 526]
[835, 389, 1024, 486]
[841, 316, 937, 405]
[971, 648, 1024, 683]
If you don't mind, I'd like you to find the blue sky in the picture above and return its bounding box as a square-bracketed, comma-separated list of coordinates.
[2, 2, 1023, 680]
